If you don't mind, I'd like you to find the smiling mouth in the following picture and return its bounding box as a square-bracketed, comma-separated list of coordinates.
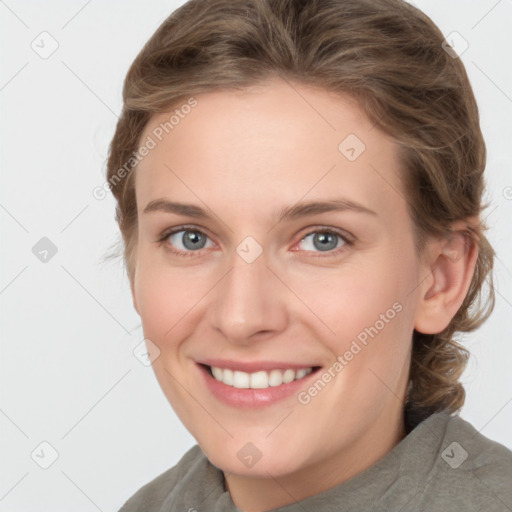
[201, 364, 321, 389]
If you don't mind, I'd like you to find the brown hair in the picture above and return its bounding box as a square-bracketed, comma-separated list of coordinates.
[105, 0, 495, 422]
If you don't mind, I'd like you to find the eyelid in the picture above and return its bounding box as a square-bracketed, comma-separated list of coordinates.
[157, 224, 355, 256]
[159, 224, 213, 240]
[292, 226, 354, 256]
[296, 225, 355, 245]
[157, 224, 217, 256]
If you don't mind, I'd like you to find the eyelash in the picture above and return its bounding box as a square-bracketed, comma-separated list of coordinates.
[156, 224, 354, 258]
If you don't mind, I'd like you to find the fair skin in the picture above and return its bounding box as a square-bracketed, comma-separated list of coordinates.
[130, 78, 478, 512]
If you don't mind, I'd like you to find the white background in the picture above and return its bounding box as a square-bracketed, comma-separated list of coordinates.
[1, 1, 511, 510]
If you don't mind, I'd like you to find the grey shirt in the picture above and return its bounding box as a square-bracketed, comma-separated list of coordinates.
[118, 411, 512, 511]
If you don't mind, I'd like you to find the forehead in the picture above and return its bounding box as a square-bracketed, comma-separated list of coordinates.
[134, 79, 406, 222]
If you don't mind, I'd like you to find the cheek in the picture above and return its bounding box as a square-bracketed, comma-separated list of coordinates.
[295, 250, 416, 361]
[134, 254, 217, 351]
[134, 260, 184, 341]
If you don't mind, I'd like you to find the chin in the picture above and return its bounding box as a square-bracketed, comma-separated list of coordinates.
[199, 436, 307, 478]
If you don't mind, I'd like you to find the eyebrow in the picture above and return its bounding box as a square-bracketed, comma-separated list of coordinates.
[143, 198, 378, 223]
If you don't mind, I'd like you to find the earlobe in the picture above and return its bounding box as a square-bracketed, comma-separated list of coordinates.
[414, 229, 479, 335]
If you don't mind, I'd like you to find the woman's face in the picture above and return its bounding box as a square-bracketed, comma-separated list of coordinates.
[131, 78, 427, 484]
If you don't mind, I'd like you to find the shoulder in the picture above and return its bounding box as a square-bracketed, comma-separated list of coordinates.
[117, 444, 207, 512]
[426, 412, 512, 511]
[443, 413, 512, 478]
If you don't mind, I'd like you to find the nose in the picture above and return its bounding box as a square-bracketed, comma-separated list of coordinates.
[209, 247, 288, 346]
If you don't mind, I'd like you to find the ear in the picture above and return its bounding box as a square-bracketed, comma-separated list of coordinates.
[414, 221, 479, 334]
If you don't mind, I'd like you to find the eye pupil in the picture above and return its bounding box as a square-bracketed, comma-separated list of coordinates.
[183, 230, 206, 250]
[169, 228, 344, 256]
[314, 232, 337, 251]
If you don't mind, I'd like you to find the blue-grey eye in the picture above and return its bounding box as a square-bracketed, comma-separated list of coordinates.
[169, 229, 212, 251]
[299, 231, 345, 252]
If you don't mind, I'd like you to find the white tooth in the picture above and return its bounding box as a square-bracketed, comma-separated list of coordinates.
[250, 371, 269, 389]
[223, 368, 234, 386]
[268, 369, 283, 386]
[282, 369, 295, 384]
[211, 366, 223, 381]
[210, 366, 314, 388]
[295, 369, 307, 380]
[233, 370, 250, 388]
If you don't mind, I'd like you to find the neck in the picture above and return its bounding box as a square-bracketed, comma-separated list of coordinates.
[224, 404, 407, 512]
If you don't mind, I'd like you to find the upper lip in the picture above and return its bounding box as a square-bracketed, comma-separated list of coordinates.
[198, 359, 320, 373]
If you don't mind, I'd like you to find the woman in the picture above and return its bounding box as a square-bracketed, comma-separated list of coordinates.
[108, 0, 512, 510]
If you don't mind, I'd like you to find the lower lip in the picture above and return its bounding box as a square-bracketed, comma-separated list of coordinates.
[198, 364, 319, 408]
